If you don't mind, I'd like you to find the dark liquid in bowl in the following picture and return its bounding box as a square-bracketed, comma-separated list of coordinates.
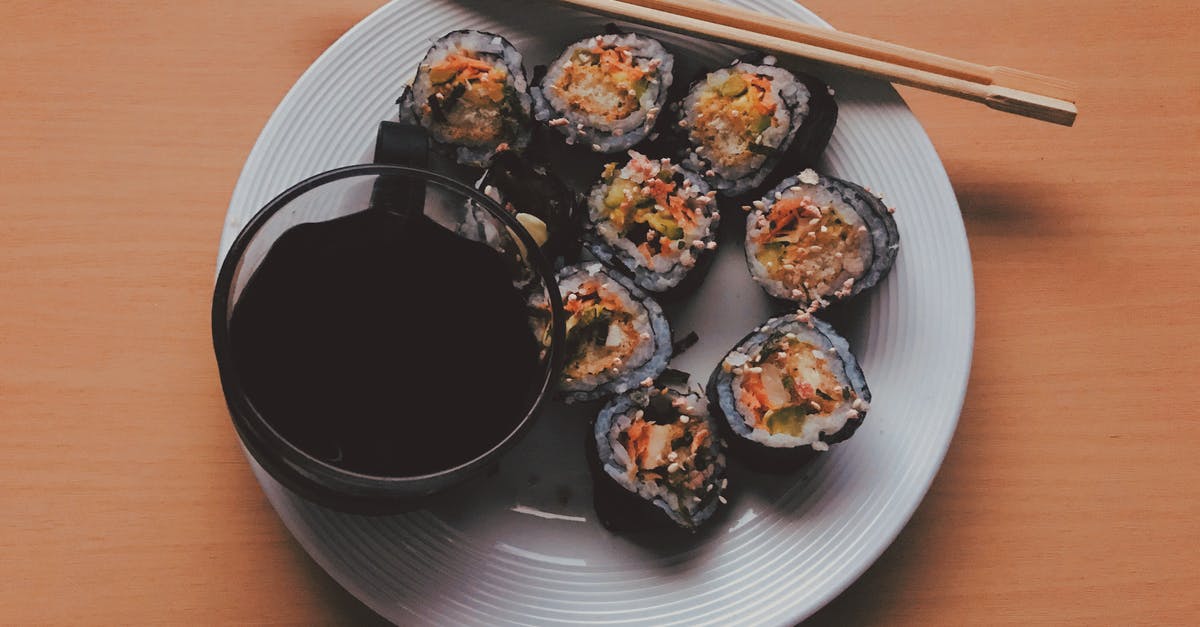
[229, 209, 541, 477]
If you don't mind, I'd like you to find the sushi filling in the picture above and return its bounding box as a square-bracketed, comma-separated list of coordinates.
[422, 53, 522, 148]
[560, 272, 654, 388]
[553, 43, 651, 122]
[589, 151, 718, 277]
[747, 175, 874, 304]
[604, 388, 723, 526]
[728, 331, 866, 450]
[682, 66, 805, 184]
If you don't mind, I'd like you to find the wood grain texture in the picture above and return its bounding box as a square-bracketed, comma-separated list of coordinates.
[1, 0, 1197, 624]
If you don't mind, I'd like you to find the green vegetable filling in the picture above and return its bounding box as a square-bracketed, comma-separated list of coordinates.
[763, 405, 812, 436]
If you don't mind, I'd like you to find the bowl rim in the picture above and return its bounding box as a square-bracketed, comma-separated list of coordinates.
[211, 163, 564, 492]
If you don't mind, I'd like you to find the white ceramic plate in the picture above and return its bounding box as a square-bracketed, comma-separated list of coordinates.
[218, 0, 974, 624]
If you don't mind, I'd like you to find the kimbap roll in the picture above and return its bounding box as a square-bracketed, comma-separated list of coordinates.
[707, 313, 870, 472]
[399, 30, 533, 167]
[746, 169, 899, 309]
[674, 59, 836, 197]
[588, 378, 727, 531]
[557, 263, 671, 403]
[585, 151, 720, 294]
[533, 33, 674, 153]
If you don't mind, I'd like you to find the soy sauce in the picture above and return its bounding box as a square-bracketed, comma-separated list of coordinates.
[229, 209, 540, 477]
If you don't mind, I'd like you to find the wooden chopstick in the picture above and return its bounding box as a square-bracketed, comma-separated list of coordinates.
[555, 0, 1078, 126]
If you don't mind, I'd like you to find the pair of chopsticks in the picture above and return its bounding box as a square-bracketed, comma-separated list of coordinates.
[555, 0, 1078, 126]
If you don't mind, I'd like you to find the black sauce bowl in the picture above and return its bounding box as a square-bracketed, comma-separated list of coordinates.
[212, 164, 563, 514]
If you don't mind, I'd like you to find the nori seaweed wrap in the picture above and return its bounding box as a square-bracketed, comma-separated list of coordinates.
[707, 313, 870, 472]
[588, 378, 727, 531]
[477, 150, 583, 265]
[584, 151, 720, 295]
[745, 169, 899, 309]
[398, 30, 533, 167]
[557, 263, 671, 403]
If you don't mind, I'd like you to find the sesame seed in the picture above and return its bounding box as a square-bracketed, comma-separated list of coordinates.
[668, 462, 681, 474]
[668, 451, 678, 461]
[718, 495, 728, 504]
[592, 144, 603, 151]
[752, 200, 766, 210]
[846, 409, 860, 420]
[706, 241, 717, 250]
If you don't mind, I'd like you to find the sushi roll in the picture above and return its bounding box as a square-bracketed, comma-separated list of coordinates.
[557, 263, 671, 403]
[745, 169, 899, 309]
[674, 59, 836, 197]
[588, 377, 727, 532]
[477, 150, 583, 264]
[533, 33, 674, 153]
[399, 30, 533, 167]
[584, 151, 720, 295]
[707, 313, 870, 472]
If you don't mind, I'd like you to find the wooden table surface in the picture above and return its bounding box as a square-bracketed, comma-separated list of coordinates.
[2, 0, 1197, 624]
